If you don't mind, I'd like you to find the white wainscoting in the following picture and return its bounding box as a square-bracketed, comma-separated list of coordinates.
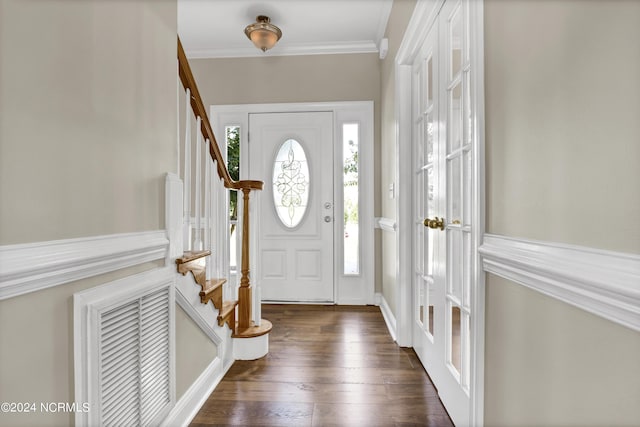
[479, 234, 640, 332]
[0, 230, 169, 300]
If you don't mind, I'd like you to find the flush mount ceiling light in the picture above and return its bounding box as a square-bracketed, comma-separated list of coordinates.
[244, 15, 282, 52]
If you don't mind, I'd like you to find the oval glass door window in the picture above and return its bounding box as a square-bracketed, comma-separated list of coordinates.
[272, 139, 310, 228]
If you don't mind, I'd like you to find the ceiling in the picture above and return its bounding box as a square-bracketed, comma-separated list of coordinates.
[178, 0, 393, 58]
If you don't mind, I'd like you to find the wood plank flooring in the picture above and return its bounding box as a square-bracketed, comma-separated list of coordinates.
[191, 304, 454, 427]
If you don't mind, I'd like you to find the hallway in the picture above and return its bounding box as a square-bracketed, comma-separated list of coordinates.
[191, 304, 453, 426]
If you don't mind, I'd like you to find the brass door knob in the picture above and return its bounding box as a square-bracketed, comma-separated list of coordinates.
[423, 217, 445, 230]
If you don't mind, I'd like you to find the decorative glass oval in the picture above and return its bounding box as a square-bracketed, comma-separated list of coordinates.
[272, 139, 309, 228]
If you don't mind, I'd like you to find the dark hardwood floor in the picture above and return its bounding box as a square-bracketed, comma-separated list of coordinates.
[191, 304, 454, 427]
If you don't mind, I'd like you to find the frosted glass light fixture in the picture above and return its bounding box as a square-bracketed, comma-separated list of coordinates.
[244, 15, 282, 52]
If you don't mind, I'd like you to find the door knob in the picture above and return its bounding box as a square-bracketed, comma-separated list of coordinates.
[324, 216, 332, 223]
[423, 217, 445, 230]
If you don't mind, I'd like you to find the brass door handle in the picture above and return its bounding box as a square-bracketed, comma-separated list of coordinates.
[423, 217, 445, 230]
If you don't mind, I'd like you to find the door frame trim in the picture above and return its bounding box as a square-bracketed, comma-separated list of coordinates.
[210, 101, 375, 306]
[395, 0, 485, 425]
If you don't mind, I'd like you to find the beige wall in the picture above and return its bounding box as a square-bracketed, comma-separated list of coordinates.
[0, 0, 177, 245]
[485, 275, 640, 426]
[485, 0, 640, 253]
[0, 262, 162, 427]
[0, 2, 220, 427]
[175, 305, 218, 399]
[484, 0, 640, 425]
[189, 53, 383, 291]
[380, 0, 417, 314]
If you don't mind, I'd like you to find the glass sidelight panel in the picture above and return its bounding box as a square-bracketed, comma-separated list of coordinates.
[343, 123, 359, 275]
[426, 114, 435, 164]
[448, 230, 462, 301]
[449, 82, 463, 153]
[273, 139, 310, 228]
[426, 167, 435, 276]
[450, 304, 462, 374]
[450, 5, 463, 79]
[427, 57, 434, 104]
[462, 231, 471, 308]
[448, 155, 461, 221]
[418, 279, 425, 326]
[226, 126, 240, 272]
[463, 149, 472, 226]
[428, 299, 435, 336]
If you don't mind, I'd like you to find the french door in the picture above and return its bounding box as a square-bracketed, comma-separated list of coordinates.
[249, 112, 334, 302]
[412, 0, 475, 424]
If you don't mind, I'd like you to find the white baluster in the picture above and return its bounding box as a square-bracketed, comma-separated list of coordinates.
[204, 139, 211, 276]
[194, 116, 202, 250]
[183, 88, 191, 251]
[252, 190, 261, 326]
[176, 60, 181, 177]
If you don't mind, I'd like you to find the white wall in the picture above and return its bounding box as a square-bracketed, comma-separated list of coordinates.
[484, 0, 640, 424]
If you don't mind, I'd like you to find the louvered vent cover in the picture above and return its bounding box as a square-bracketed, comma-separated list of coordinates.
[99, 287, 171, 426]
[74, 268, 175, 427]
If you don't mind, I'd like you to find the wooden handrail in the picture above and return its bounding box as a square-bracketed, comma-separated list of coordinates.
[178, 36, 268, 338]
[177, 37, 263, 192]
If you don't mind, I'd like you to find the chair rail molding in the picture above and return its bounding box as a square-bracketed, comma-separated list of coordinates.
[0, 231, 169, 300]
[479, 234, 640, 332]
[376, 217, 397, 233]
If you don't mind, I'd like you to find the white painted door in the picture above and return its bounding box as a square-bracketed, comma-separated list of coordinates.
[412, 0, 474, 424]
[249, 112, 334, 302]
[412, 16, 443, 388]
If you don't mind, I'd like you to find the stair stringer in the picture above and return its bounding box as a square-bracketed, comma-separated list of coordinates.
[175, 272, 234, 369]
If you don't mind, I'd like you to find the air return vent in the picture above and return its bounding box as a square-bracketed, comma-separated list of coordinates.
[74, 268, 175, 427]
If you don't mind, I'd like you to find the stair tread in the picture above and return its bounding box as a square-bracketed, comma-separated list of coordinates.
[232, 319, 273, 339]
[176, 250, 211, 264]
[200, 278, 226, 296]
[218, 300, 238, 318]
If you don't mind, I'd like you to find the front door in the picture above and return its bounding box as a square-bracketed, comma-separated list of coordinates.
[249, 112, 334, 302]
[412, 0, 475, 424]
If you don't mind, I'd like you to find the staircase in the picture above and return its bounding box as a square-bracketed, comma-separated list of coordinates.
[175, 37, 271, 359]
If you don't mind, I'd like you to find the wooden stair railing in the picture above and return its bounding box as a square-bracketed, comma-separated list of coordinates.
[177, 36, 271, 340]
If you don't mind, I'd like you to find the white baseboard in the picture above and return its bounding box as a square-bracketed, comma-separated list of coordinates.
[161, 356, 228, 427]
[479, 233, 640, 332]
[376, 292, 397, 342]
[0, 230, 168, 300]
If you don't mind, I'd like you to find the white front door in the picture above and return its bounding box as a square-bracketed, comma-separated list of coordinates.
[412, 0, 476, 424]
[249, 112, 334, 302]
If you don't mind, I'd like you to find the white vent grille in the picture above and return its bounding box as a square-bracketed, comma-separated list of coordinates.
[74, 268, 175, 427]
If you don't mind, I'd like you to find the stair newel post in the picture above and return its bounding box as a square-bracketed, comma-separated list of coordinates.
[238, 187, 252, 330]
